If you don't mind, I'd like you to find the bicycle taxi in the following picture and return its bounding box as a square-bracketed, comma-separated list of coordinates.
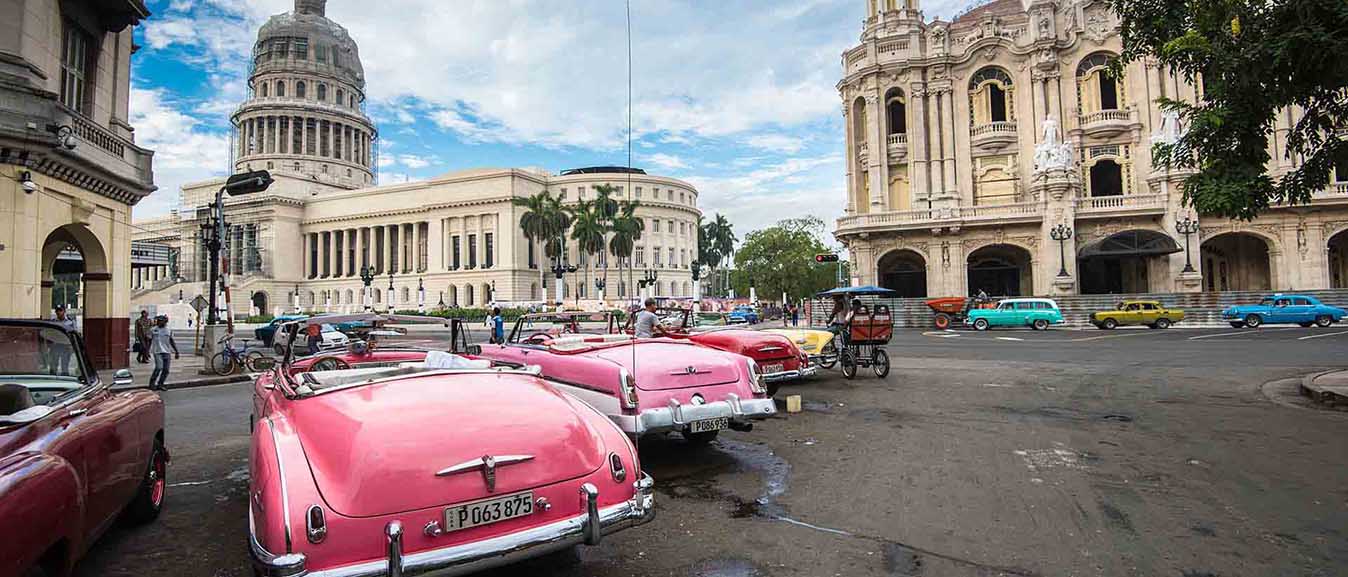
[817, 286, 896, 380]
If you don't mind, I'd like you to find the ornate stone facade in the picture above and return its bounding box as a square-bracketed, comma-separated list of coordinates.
[132, 1, 700, 316]
[836, 0, 1348, 297]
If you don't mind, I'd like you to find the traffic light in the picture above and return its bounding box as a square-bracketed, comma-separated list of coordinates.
[815, 254, 839, 263]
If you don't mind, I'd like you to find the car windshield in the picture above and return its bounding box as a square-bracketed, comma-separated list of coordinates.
[1259, 298, 1275, 306]
[0, 324, 85, 413]
[512, 313, 613, 343]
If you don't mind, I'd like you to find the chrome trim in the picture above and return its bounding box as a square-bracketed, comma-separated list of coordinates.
[580, 483, 601, 545]
[294, 473, 656, 577]
[435, 455, 534, 493]
[609, 453, 627, 483]
[632, 396, 777, 436]
[248, 507, 308, 577]
[757, 346, 786, 353]
[386, 521, 404, 577]
[295, 368, 551, 399]
[264, 418, 295, 554]
[306, 505, 327, 544]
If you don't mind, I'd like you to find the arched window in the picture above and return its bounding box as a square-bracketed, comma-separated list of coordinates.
[885, 88, 906, 136]
[275, 80, 286, 97]
[969, 67, 1014, 124]
[296, 81, 306, 98]
[373, 288, 381, 304]
[336, 89, 344, 107]
[466, 284, 475, 306]
[259, 82, 268, 97]
[1089, 159, 1124, 197]
[449, 285, 459, 307]
[317, 84, 327, 101]
[1077, 53, 1122, 113]
[350, 94, 356, 108]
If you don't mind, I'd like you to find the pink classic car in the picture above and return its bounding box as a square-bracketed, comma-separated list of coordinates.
[1, 320, 167, 577]
[249, 314, 654, 577]
[474, 312, 777, 444]
[283, 314, 466, 374]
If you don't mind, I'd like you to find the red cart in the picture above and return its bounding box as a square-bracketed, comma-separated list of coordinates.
[925, 295, 995, 330]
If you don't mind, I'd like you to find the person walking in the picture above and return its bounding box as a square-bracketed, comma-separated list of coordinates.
[48, 306, 78, 375]
[791, 303, 800, 327]
[489, 307, 505, 344]
[134, 310, 153, 364]
[148, 315, 180, 391]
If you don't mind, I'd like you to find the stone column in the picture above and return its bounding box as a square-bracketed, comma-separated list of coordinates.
[412, 222, 422, 272]
[387, 224, 397, 275]
[941, 89, 958, 201]
[927, 88, 946, 198]
[427, 218, 444, 271]
[357, 227, 367, 273]
[909, 84, 931, 206]
[842, 104, 855, 214]
[867, 94, 886, 210]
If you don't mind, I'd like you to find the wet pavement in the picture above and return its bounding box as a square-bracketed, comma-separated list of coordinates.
[74, 327, 1348, 576]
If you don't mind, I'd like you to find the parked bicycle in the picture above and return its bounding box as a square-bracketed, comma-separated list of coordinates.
[211, 335, 268, 376]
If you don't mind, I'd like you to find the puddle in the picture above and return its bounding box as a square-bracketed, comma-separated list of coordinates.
[691, 558, 763, 577]
[884, 543, 924, 576]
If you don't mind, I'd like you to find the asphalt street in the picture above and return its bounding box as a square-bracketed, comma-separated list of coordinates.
[77, 325, 1348, 577]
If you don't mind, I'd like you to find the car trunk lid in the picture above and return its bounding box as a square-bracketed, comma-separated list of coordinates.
[594, 341, 741, 390]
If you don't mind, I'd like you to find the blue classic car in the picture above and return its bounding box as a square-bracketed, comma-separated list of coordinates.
[728, 305, 760, 325]
[1222, 294, 1346, 328]
[965, 298, 1065, 331]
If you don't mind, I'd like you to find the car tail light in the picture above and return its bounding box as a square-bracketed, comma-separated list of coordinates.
[619, 368, 639, 409]
[746, 360, 766, 394]
[306, 504, 327, 544]
[609, 452, 627, 482]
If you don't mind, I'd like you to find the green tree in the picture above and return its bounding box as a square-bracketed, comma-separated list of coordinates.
[703, 213, 737, 296]
[609, 200, 645, 302]
[511, 191, 553, 297]
[1109, 0, 1348, 219]
[568, 198, 606, 300]
[730, 216, 838, 301]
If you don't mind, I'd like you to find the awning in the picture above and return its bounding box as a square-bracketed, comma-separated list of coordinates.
[1078, 230, 1182, 259]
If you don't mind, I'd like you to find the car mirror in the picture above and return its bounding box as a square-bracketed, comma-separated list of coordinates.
[251, 357, 278, 371]
[465, 344, 482, 355]
[0, 405, 54, 425]
[112, 368, 135, 388]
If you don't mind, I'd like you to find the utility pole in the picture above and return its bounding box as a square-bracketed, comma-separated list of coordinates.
[204, 171, 272, 358]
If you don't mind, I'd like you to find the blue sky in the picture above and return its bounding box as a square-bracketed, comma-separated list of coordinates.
[129, 0, 967, 240]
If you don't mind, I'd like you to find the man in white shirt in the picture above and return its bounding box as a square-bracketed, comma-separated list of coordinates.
[633, 298, 665, 339]
[48, 306, 78, 375]
[148, 315, 180, 391]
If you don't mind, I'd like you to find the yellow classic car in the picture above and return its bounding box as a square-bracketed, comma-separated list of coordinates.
[763, 328, 838, 369]
[1091, 300, 1186, 329]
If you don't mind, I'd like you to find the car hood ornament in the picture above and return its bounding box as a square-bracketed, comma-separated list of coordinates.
[436, 455, 534, 493]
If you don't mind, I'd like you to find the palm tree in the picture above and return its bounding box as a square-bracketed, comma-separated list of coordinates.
[568, 199, 606, 302]
[708, 213, 737, 296]
[512, 191, 553, 299]
[609, 200, 645, 305]
[591, 184, 620, 295]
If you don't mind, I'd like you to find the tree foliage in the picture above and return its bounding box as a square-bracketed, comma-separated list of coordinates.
[730, 216, 840, 301]
[1109, 0, 1348, 220]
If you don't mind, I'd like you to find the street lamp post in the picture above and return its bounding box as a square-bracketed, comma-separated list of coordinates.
[206, 170, 273, 326]
[387, 269, 395, 312]
[1050, 223, 1074, 278]
[550, 258, 577, 306]
[293, 283, 301, 313]
[1176, 216, 1200, 273]
[418, 277, 426, 313]
[639, 269, 659, 301]
[690, 261, 703, 313]
[360, 266, 374, 312]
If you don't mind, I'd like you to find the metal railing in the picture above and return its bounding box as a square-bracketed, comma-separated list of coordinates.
[1076, 193, 1167, 212]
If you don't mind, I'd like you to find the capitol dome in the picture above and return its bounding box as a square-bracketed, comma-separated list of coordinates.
[232, 0, 377, 189]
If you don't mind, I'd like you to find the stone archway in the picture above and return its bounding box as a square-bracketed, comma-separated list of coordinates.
[967, 244, 1033, 297]
[1201, 232, 1272, 292]
[1329, 228, 1348, 289]
[251, 291, 269, 315]
[41, 224, 119, 367]
[1078, 230, 1181, 294]
[877, 249, 927, 298]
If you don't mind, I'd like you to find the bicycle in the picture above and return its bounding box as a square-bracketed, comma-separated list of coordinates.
[211, 335, 268, 376]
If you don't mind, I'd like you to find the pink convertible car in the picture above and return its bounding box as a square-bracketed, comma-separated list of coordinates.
[475, 312, 777, 444]
[249, 314, 654, 577]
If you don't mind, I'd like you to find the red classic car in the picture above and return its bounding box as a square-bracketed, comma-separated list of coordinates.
[0, 320, 167, 577]
[643, 308, 815, 396]
[283, 314, 466, 374]
[475, 312, 777, 444]
[249, 314, 654, 577]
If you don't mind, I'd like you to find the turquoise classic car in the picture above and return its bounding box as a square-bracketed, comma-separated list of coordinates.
[965, 298, 1065, 331]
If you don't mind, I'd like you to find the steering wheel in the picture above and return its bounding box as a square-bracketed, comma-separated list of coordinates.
[524, 332, 553, 345]
[308, 356, 350, 372]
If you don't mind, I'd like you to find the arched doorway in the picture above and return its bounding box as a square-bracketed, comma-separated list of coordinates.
[252, 291, 268, 315]
[1201, 233, 1272, 292]
[1329, 229, 1348, 288]
[1078, 230, 1181, 294]
[967, 244, 1033, 297]
[41, 224, 117, 367]
[877, 250, 927, 297]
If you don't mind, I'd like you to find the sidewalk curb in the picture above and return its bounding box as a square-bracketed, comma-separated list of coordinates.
[1299, 369, 1347, 405]
[163, 374, 251, 391]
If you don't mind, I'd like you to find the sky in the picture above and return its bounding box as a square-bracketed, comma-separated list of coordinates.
[129, 0, 969, 244]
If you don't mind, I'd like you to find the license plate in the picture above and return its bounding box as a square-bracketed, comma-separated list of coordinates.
[443, 491, 534, 533]
[690, 417, 729, 433]
[763, 363, 784, 374]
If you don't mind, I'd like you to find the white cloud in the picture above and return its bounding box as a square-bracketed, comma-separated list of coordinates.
[745, 133, 806, 154]
[685, 153, 846, 239]
[641, 153, 689, 171]
[130, 87, 232, 218]
[397, 154, 433, 169]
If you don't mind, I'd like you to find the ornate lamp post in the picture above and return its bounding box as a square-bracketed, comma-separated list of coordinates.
[1050, 223, 1074, 278]
[639, 268, 660, 300]
[690, 261, 703, 312]
[1176, 216, 1200, 273]
[360, 265, 374, 312]
[550, 258, 577, 305]
[490, 279, 497, 306]
[417, 277, 426, 313]
[593, 277, 606, 301]
[293, 283, 301, 313]
[387, 269, 395, 312]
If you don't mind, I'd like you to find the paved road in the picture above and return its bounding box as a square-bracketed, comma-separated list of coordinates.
[77, 326, 1348, 576]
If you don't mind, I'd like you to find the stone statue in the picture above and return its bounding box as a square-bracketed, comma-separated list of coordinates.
[1150, 110, 1184, 147]
[1033, 115, 1075, 173]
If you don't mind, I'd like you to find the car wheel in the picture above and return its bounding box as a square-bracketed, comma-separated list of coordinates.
[274, 343, 287, 356]
[871, 348, 890, 378]
[973, 318, 990, 331]
[840, 350, 857, 380]
[124, 438, 167, 525]
[1155, 318, 1172, 329]
[682, 430, 720, 446]
[1100, 318, 1117, 330]
[1229, 322, 1245, 328]
[1315, 315, 1334, 328]
[1032, 319, 1049, 331]
[1244, 314, 1263, 328]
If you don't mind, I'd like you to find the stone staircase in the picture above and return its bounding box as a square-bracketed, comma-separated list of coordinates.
[810, 290, 1348, 329]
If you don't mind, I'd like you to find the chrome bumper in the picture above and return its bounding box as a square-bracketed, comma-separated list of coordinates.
[250, 474, 656, 577]
[627, 394, 776, 435]
[763, 364, 817, 383]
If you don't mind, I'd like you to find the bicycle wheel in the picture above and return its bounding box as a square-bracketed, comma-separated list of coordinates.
[243, 351, 267, 372]
[840, 349, 857, 380]
[210, 352, 237, 376]
[871, 348, 890, 378]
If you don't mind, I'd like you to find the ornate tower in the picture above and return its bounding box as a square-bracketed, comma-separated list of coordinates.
[232, 0, 377, 190]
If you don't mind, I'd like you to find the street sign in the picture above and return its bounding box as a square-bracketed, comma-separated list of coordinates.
[191, 295, 209, 313]
[815, 254, 840, 263]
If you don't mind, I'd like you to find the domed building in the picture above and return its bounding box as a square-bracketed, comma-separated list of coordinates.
[132, 0, 700, 317]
